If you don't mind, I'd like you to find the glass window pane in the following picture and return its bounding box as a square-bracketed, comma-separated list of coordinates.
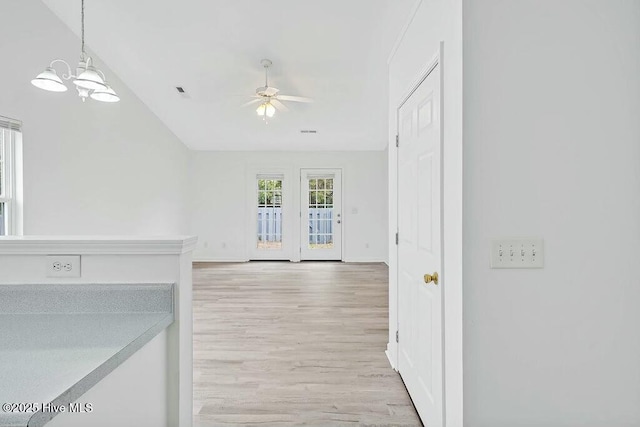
[317, 191, 325, 204]
[305, 175, 336, 251]
[0, 129, 18, 236]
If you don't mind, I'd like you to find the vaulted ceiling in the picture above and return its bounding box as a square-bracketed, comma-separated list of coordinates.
[42, 0, 414, 151]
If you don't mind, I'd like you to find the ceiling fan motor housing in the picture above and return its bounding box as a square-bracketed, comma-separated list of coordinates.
[256, 86, 279, 97]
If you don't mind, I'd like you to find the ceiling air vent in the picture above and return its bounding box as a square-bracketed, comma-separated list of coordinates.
[300, 130, 318, 134]
[176, 86, 190, 98]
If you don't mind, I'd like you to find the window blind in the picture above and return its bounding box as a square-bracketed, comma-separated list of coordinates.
[0, 116, 21, 131]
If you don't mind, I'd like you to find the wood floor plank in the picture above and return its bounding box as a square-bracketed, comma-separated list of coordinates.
[193, 261, 421, 427]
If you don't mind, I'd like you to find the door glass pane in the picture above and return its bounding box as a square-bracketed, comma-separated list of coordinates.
[308, 177, 334, 249]
[257, 178, 283, 250]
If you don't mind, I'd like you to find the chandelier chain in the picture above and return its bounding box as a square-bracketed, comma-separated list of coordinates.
[81, 0, 85, 55]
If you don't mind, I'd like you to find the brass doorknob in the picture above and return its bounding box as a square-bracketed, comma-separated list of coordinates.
[424, 272, 439, 285]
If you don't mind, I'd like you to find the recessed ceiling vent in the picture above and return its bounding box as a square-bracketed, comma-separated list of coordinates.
[300, 130, 317, 134]
[176, 86, 190, 98]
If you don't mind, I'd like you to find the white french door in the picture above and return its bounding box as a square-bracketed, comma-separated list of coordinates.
[249, 174, 291, 260]
[397, 58, 444, 425]
[299, 169, 342, 260]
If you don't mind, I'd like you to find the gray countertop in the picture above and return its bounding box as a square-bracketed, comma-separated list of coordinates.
[0, 284, 174, 427]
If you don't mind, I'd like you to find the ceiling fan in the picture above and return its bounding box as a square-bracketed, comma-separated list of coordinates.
[241, 59, 313, 121]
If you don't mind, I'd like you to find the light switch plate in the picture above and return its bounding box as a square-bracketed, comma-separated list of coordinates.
[46, 255, 81, 277]
[490, 238, 544, 269]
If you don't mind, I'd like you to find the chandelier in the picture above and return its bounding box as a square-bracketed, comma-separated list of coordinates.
[31, 0, 119, 103]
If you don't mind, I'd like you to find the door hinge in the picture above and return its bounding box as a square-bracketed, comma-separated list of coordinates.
[396, 330, 399, 343]
[395, 232, 399, 245]
[395, 134, 399, 147]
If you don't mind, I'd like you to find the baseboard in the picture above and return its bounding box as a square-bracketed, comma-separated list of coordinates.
[192, 259, 248, 263]
[385, 344, 398, 371]
[342, 258, 387, 263]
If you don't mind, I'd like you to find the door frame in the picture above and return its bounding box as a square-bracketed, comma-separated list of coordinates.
[389, 42, 463, 426]
[299, 168, 344, 261]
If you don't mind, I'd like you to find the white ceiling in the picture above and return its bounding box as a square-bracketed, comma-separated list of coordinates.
[41, 0, 414, 151]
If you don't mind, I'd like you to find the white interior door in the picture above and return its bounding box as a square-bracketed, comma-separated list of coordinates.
[397, 60, 443, 426]
[300, 169, 342, 260]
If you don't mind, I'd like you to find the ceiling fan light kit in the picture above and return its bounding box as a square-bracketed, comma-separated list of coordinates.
[256, 102, 276, 118]
[31, 0, 119, 103]
[242, 59, 313, 122]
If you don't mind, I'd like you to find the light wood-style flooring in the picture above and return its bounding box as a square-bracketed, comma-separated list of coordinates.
[193, 262, 421, 427]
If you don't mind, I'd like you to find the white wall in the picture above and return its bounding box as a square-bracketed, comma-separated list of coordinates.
[387, 0, 464, 424]
[189, 151, 387, 262]
[0, 0, 189, 235]
[463, 1, 640, 426]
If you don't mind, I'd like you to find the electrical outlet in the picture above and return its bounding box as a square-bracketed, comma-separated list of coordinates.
[47, 255, 81, 277]
[490, 238, 544, 269]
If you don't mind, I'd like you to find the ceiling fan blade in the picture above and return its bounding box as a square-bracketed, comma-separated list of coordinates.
[277, 95, 314, 103]
[271, 99, 289, 112]
[240, 98, 262, 108]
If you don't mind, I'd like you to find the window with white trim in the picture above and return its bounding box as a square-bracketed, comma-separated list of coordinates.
[0, 117, 20, 236]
